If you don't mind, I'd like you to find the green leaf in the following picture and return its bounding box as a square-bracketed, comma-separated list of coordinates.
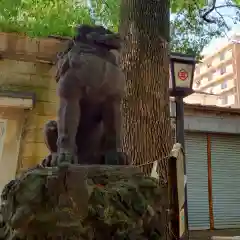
[0, 0, 239, 55]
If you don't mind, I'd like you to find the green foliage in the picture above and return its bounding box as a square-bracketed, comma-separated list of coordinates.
[0, 0, 93, 37]
[0, 0, 239, 55]
[1, 166, 163, 239]
[78, 0, 240, 55]
[170, 0, 206, 13]
[89, 0, 237, 55]
[170, 9, 226, 56]
[89, 0, 119, 32]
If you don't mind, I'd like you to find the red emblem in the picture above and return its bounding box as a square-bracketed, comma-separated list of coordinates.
[178, 69, 188, 81]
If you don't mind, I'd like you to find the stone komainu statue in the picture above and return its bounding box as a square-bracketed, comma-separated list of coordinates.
[0, 25, 163, 240]
[43, 25, 128, 166]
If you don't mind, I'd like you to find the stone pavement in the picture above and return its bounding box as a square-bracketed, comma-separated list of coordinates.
[190, 229, 240, 240]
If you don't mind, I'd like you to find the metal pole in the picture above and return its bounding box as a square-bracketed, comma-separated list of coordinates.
[175, 96, 185, 149]
[168, 154, 179, 240]
[175, 95, 189, 240]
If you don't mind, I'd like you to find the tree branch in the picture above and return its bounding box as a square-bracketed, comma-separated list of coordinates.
[201, 0, 217, 23]
[215, 9, 230, 31]
[215, 9, 230, 38]
[215, 4, 240, 10]
[201, 1, 240, 24]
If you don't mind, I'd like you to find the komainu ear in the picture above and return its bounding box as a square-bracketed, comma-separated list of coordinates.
[74, 24, 95, 42]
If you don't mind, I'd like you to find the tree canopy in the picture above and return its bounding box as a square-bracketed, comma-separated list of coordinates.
[0, 0, 239, 55]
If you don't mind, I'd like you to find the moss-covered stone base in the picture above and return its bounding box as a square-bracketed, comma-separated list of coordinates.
[1, 165, 164, 240]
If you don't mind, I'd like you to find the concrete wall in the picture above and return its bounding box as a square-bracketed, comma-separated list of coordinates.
[184, 106, 240, 134]
[184, 93, 218, 106]
[0, 59, 58, 173]
[232, 43, 240, 107]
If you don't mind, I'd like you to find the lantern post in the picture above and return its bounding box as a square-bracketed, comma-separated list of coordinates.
[169, 52, 196, 240]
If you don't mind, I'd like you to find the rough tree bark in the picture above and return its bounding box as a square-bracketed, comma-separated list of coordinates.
[119, 2, 172, 236]
[119, 0, 172, 183]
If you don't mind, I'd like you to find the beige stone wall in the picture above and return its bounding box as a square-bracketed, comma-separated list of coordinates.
[0, 59, 58, 172]
[0, 31, 67, 177]
[0, 108, 24, 193]
[0, 32, 66, 63]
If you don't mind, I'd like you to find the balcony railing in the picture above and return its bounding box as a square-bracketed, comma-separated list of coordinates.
[195, 58, 232, 81]
[196, 71, 234, 91]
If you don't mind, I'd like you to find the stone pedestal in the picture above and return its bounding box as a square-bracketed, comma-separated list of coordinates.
[1, 164, 163, 239]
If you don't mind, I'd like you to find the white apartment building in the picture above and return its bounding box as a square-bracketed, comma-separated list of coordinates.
[191, 34, 240, 107]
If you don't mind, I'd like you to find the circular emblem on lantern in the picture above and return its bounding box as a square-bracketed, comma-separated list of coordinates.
[178, 69, 188, 81]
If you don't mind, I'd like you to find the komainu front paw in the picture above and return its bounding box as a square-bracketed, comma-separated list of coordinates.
[57, 152, 77, 166]
[104, 151, 129, 165]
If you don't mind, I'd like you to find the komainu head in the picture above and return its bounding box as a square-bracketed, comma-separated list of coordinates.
[74, 24, 122, 50]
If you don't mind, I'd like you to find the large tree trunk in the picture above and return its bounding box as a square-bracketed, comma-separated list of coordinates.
[119, 2, 172, 237]
[119, 0, 172, 183]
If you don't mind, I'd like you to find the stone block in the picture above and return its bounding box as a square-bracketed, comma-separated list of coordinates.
[0, 32, 8, 52]
[38, 38, 61, 61]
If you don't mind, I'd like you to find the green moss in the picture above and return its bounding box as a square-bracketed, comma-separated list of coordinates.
[1, 84, 34, 92]
[2, 166, 163, 239]
[0, 84, 46, 99]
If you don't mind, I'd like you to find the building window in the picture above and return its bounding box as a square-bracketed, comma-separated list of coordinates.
[195, 80, 201, 88]
[195, 68, 200, 75]
[221, 80, 227, 89]
[208, 74, 212, 81]
[212, 69, 217, 76]
[228, 94, 235, 105]
[220, 52, 225, 61]
[220, 67, 226, 75]
[207, 87, 213, 94]
[220, 96, 228, 105]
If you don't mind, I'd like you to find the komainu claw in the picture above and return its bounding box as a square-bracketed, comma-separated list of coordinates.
[104, 151, 128, 165]
[57, 152, 75, 166]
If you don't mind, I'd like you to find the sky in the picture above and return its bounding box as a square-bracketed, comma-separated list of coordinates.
[202, 0, 240, 55]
